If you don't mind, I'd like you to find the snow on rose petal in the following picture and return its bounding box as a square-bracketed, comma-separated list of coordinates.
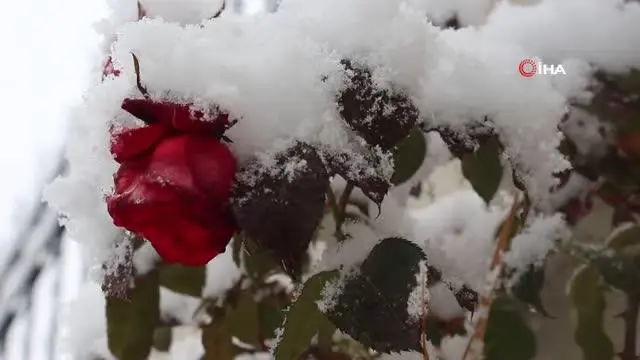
[121, 98, 230, 134]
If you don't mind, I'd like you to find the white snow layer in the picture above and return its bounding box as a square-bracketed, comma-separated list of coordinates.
[46, 0, 640, 274]
[410, 190, 504, 291]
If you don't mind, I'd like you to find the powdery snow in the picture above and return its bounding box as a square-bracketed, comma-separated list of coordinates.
[160, 288, 204, 325]
[203, 240, 243, 299]
[503, 212, 571, 277]
[409, 190, 505, 291]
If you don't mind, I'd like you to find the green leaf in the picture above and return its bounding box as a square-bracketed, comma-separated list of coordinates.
[391, 128, 427, 185]
[511, 265, 553, 318]
[158, 264, 205, 297]
[152, 327, 172, 352]
[461, 136, 503, 204]
[325, 237, 425, 353]
[573, 243, 640, 297]
[228, 291, 261, 346]
[484, 297, 536, 360]
[106, 270, 160, 360]
[202, 308, 235, 360]
[259, 295, 288, 340]
[317, 314, 337, 350]
[568, 265, 614, 360]
[606, 224, 640, 250]
[274, 271, 338, 360]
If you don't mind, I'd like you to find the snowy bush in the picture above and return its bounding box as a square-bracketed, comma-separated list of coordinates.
[44, 0, 640, 359]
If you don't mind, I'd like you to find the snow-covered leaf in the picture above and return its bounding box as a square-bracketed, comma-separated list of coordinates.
[232, 142, 329, 278]
[324, 148, 391, 206]
[325, 238, 425, 353]
[338, 59, 419, 151]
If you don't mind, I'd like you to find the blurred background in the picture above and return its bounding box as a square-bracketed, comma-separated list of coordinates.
[0, 1, 103, 358]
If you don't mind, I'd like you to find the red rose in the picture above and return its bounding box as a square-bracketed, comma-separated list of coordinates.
[107, 98, 238, 266]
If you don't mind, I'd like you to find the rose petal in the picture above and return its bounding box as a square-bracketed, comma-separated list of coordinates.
[184, 136, 237, 201]
[110, 124, 170, 163]
[107, 180, 184, 229]
[107, 178, 235, 266]
[145, 216, 234, 266]
[121, 98, 228, 134]
[145, 135, 202, 194]
[112, 157, 149, 193]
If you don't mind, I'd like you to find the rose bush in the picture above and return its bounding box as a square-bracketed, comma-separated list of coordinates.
[106, 98, 238, 266]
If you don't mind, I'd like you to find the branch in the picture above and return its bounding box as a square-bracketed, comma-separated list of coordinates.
[461, 193, 520, 360]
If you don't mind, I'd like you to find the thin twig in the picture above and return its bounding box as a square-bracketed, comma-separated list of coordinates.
[327, 182, 355, 241]
[620, 295, 639, 360]
[461, 193, 520, 360]
[420, 268, 430, 360]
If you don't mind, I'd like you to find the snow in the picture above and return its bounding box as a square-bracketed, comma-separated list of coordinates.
[0, 0, 104, 255]
[410, 190, 505, 291]
[411, 0, 498, 27]
[139, 0, 225, 24]
[503, 212, 571, 277]
[160, 288, 203, 325]
[426, 282, 465, 321]
[0, 6, 107, 356]
[379, 351, 423, 360]
[133, 242, 161, 275]
[148, 327, 204, 359]
[58, 283, 111, 360]
[406, 260, 430, 322]
[559, 107, 613, 159]
[203, 241, 243, 299]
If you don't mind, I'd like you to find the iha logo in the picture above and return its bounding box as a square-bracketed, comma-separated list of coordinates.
[518, 58, 566, 77]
